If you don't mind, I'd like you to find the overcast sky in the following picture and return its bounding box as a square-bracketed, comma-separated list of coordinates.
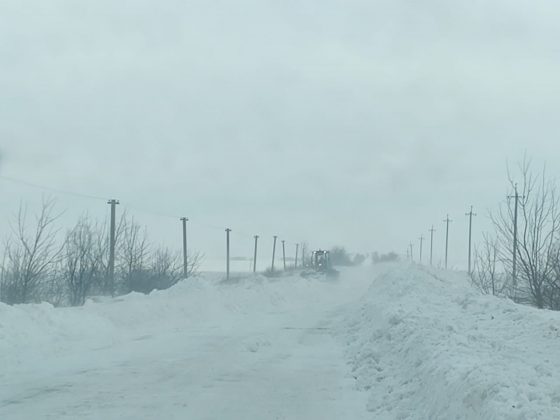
[1, 0, 560, 268]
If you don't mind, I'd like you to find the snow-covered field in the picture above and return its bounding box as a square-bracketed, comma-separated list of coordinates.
[1, 264, 560, 419]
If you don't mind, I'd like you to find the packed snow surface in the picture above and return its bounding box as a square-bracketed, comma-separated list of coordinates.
[1, 264, 560, 419]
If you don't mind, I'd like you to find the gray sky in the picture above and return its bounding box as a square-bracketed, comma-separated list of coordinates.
[2, 0, 560, 268]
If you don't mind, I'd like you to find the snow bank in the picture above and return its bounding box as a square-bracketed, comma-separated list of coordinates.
[0, 301, 118, 369]
[338, 264, 560, 419]
[0, 271, 349, 373]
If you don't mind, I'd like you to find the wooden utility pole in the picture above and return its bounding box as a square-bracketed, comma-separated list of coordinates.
[444, 214, 452, 269]
[508, 184, 523, 284]
[253, 235, 259, 273]
[107, 199, 119, 295]
[465, 206, 476, 275]
[419, 235, 424, 263]
[295, 243, 299, 268]
[429, 225, 436, 266]
[180, 217, 189, 278]
[409, 242, 414, 261]
[282, 240, 286, 270]
[225, 228, 231, 281]
[271, 235, 278, 272]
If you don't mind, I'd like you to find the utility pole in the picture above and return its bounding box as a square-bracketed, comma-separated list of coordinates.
[409, 242, 414, 261]
[180, 217, 189, 278]
[107, 199, 119, 295]
[443, 214, 452, 269]
[225, 228, 231, 281]
[253, 235, 259, 273]
[465, 206, 476, 275]
[282, 240, 286, 270]
[429, 225, 436, 266]
[295, 243, 299, 268]
[419, 235, 424, 263]
[271, 235, 277, 272]
[508, 184, 523, 285]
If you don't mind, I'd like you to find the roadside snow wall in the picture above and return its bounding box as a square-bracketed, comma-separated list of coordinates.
[339, 264, 560, 420]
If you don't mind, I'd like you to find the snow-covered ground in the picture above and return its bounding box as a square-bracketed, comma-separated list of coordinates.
[1, 264, 560, 419]
[338, 264, 560, 419]
[0, 269, 372, 420]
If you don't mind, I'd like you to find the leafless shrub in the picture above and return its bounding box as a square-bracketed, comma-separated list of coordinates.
[372, 252, 399, 264]
[491, 157, 560, 308]
[0, 198, 62, 304]
[117, 215, 149, 293]
[470, 233, 507, 296]
[126, 247, 204, 294]
[63, 216, 104, 306]
[543, 245, 560, 310]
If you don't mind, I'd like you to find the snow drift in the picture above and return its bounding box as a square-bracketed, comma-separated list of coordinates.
[339, 264, 560, 419]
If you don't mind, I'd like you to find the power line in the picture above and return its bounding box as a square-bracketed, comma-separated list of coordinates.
[0, 175, 189, 222]
[0, 175, 302, 267]
[0, 175, 108, 201]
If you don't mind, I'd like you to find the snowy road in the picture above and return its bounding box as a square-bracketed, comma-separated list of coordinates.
[0, 269, 372, 420]
[4, 264, 560, 419]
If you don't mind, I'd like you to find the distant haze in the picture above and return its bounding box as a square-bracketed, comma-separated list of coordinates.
[2, 1, 560, 269]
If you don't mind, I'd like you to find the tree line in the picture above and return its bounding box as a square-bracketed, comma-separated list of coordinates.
[471, 157, 560, 310]
[0, 198, 202, 307]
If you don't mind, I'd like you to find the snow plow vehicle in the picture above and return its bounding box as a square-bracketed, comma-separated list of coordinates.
[301, 250, 339, 279]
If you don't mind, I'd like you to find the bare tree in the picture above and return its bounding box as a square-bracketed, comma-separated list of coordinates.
[185, 250, 203, 278]
[0, 198, 62, 304]
[117, 215, 149, 293]
[90, 219, 109, 295]
[130, 247, 182, 294]
[123, 246, 204, 294]
[491, 158, 560, 308]
[37, 260, 67, 307]
[151, 247, 181, 279]
[63, 216, 103, 306]
[470, 233, 507, 296]
[542, 243, 560, 309]
[150, 247, 203, 281]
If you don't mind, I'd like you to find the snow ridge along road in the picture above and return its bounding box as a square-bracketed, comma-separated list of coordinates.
[2, 264, 560, 419]
[339, 264, 560, 419]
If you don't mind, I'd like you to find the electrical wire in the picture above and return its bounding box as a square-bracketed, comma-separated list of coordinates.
[0, 175, 108, 201]
[0, 174, 299, 244]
